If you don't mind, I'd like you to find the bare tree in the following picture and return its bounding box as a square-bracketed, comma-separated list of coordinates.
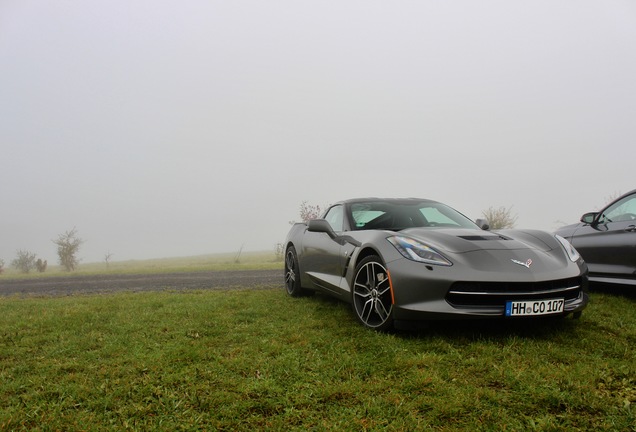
[234, 244, 244, 264]
[299, 201, 323, 223]
[274, 243, 284, 262]
[11, 250, 37, 273]
[53, 227, 84, 271]
[104, 252, 114, 269]
[482, 206, 518, 230]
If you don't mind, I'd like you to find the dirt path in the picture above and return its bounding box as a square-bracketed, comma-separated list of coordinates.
[0, 269, 284, 297]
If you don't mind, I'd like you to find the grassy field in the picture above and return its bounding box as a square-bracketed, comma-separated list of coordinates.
[0, 251, 283, 279]
[0, 280, 634, 430]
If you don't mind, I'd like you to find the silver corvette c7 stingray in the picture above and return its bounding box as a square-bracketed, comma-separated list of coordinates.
[284, 198, 589, 330]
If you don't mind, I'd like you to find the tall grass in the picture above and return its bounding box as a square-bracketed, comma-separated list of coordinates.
[0, 286, 634, 430]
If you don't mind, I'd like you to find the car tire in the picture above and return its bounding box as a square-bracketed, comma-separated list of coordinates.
[352, 255, 394, 331]
[284, 246, 310, 297]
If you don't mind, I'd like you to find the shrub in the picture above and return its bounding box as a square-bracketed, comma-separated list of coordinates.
[11, 250, 37, 273]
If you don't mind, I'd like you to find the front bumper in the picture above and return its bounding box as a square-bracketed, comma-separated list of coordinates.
[386, 255, 589, 322]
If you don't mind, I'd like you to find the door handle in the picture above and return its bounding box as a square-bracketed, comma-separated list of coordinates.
[626, 225, 636, 232]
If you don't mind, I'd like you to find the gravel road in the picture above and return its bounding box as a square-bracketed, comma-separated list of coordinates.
[0, 269, 284, 297]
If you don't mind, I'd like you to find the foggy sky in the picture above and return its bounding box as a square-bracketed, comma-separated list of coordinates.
[1, 1, 635, 264]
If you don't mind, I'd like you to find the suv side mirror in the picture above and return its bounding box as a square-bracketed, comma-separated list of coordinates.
[580, 212, 598, 225]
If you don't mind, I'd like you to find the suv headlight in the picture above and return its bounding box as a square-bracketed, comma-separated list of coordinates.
[555, 235, 581, 262]
[387, 236, 452, 266]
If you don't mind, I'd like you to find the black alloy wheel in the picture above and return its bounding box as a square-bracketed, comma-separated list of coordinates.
[352, 255, 394, 330]
[284, 246, 306, 297]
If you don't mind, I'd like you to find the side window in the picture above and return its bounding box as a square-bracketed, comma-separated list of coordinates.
[324, 205, 344, 232]
[604, 194, 636, 223]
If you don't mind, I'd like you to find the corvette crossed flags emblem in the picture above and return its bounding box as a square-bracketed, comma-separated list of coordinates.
[511, 258, 533, 269]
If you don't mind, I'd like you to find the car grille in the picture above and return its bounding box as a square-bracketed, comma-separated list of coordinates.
[446, 277, 583, 308]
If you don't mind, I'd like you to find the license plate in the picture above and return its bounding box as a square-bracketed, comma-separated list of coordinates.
[505, 298, 564, 317]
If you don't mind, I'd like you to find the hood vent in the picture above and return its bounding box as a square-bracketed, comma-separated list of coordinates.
[458, 235, 510, 241]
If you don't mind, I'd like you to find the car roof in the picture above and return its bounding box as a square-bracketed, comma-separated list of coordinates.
[334, 197, 440, 206]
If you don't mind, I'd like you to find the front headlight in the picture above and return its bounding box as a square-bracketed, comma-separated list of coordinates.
[555, 235, 581, 262]
[387, 236, 453, 266]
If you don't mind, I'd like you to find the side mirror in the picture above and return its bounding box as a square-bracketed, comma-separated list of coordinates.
[580, 212, 598, 225]
[475, 218, 490, 231]
[307, 219, 337, 240]
[307, 219, 362, 247]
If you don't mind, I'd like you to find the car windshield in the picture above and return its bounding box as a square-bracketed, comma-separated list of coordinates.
[350, 201, 478, 231]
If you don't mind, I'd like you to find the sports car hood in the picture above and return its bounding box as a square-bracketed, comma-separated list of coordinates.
[400, 228, 555, 254]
